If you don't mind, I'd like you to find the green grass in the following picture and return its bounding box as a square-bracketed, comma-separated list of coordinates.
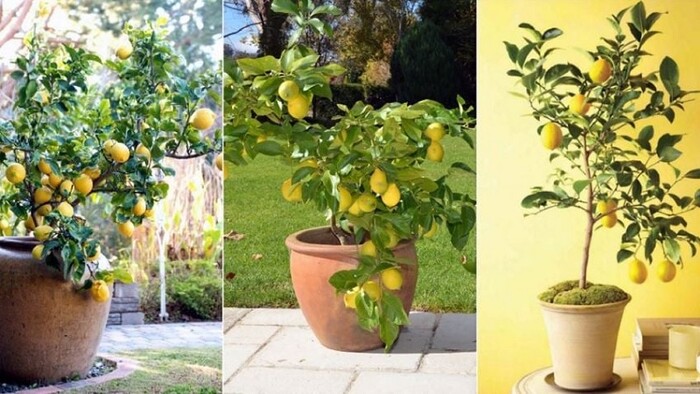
[66, 348, 221, 394]
[224, 136, 476, 313]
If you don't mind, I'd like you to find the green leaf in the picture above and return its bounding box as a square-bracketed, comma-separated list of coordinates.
[451, 162, 475, 174]
[328, 270, 360, 292]
[237, 56, 280, 76]
[504, 42, 519, 64]
[660, 57, 680, 100]
[310, 4, 341, 17]
[685, 169, 700, 179]
[544, 64, 570, 83]
[517, 43, 536, 68]
[255, 141, 284, 156]
[573, 180, 590, 195]
[521, 191, 561, 208]
[270, 0, 299, 15]
[637, 125, 653, 150]
[664, 238, 681, 263]
[630, 1, 647, 33]
[616, 249, 634, 263]
[542, 28, 563, 41]
[658, 146, 681, 163]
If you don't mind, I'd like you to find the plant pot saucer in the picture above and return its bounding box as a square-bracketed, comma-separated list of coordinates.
[544, 372, 622, 392]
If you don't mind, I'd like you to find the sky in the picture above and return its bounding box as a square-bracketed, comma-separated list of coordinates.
[224, 5, 258, 54]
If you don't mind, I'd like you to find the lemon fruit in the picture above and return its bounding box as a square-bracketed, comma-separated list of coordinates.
[74, 174, 93, 195]
[5, 163, 26, 184]
[595, 200, 608, 215]
[569, 93, 591, 116]
[110, 142, 130, 163]
[190, 108, 217, 130]
[86, 245, 101, 262]
[423, 221, 438, 238]
[48, 173, 62, 189]
[425, 122, 446, 141]
[287, 95, 311, 120]
[34, 186, 53, 205]
[348, 200, 363, 216]
[116, 42, 133, 60]
[385, 229, 400, 249]
[103, 139, 117, 158]
[215, 153, 224, 171]
[281, 178, 302, 202]
[278, 80, 301, 101]
[602, 200, 618, 228]
[57, 201, 74, 217]
[628, 258, 647, 284]
[360, 240, 377, 257]
[38, 159, 52, 175]
[357, 193, 377, 213]
[427, 141, 445, 162]
[133, 197, 147, 216]
[91, 280, 110, 302]
[343, 287, 360, 309]
[656, 259, 676, 283]
[370, 168, 388, 195]
[338, 186, 353, 212]
[381, 183, 401, 208]
[589, 58, 612, 84]
[37, 204, 52, 216]
[541, 123, 563, 150]
[362, 280, 382, 301]
[83, 167, 101, 180]
[34, 225, 53, 241]
[117, 221, 135, 237]
[135, 144, 151, 161]
[59, 180, 74, 196]
[25, 215, 42, 231]
[32, 244, 44, 261]
[381, 268, 403, 290]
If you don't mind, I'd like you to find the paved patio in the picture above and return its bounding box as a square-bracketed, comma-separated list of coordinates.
[224, 308, 477, 394]
[99, 322, 222, 353]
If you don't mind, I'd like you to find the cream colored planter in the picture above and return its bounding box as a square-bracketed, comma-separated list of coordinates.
[540, 297, 630, 390]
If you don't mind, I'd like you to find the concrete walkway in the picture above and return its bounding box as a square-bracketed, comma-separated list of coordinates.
[224, 308, 476, 394]
[99, 322, 222, 353]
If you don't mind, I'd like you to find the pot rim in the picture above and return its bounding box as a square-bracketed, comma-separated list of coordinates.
[0, 236, 40, 251]
[539, 295, 631, 313]
[285, 226, 413, 254]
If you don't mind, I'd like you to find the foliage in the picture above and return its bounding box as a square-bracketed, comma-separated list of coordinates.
[506, 1, 700, 288]
[0, 22, 220, 293]
[390, 20, 459, 106]
[226, 0, 475, 350]
[360, 59, 391, 87]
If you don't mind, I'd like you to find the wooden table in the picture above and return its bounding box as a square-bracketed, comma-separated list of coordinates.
[513, 358, 639, 393]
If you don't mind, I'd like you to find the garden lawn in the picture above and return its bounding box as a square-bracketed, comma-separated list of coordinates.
[66, 348, 221, 393]
[224, 136, 476, 313]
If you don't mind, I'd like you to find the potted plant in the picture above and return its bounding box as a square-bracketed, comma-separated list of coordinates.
[226, 0, 475, 351]
[0, 21, 220, 384]
[506, 1, 700, 390]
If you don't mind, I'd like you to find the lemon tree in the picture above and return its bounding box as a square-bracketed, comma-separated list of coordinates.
[225, 0, 475, 350]
[506, 1, 700, 291]
[0, 22, 221, 302]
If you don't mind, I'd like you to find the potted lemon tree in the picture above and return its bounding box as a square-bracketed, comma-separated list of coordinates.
[0, 22, 220, 384]
[506, 1, 700, 390]
[226, 0, 475, 351]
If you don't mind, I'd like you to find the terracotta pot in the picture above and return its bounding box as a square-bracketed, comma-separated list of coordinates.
[540, 296, 631, 390]
[0, 237, 111, 384]
[286, 227, 418, 352]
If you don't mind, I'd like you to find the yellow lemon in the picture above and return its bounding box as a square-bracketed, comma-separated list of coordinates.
[595, 200, 609, 215]
[359, 240, 377, 257]
[37, 204, 52, 216]
[362, 280, 382, 301]
[86, 245, 101, 262]
[189, 108, 217, 130]
[74, 174, 93, 195]
[385, 229, 399, 249]
[569, 93, 591, 116]
[39, 90, 50, 105]
[601, 212, 617, 228]
[91, 280, 110, 302]
[144, 209, 155, 220]
[287, 95, 311, 120]
[59, 180, 74, 196]
[381, 268, 403, 291]
[343, 287, 360, 309]
[589, 58, 612, 84]
[116, 42, 133, 60]
[133, 197, 147, 216]
[215, 153, 223, 171]
[38, 159, 52, 175]
[5, 163, 26, 184]
[370, 168, 388, 195]
[278, 80, 301, 101]
[338, 186, 353, 212]
[48, 173, 62, 189]
[40, 174, 50, 186]
[83, 167, 101, 180]
[381, 183, 401, 208]
[135, 144, 151, 161]
[423, 221, 438, 238]
[32, 244, 44, 261]
[33, 225, 53, 241]
[33, 186, 53, 205]
[117, 221, 135, 237]
[110, 142, 130, 163]
[656, 259, 676, 283]
[281, 178, 302, 202]
[57, 201, 74, 217]
[348, 200, 363, 216]
[103, 139, 116, 158]
[541, 123, 563, 150]
[298, 158, 318, 169]
[628, 258, 647, 284]
[155, 83, 168, 94]
[425, 122, 446, 141]
[427, 141, 445, 162]
[357, 193, 377, 213]
[25, 215, 42, 231]
[0, 219, 9, 230]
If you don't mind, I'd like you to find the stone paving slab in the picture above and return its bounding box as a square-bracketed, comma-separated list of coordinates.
[224, 367, 353, 394]
[432, 313, 477, 352]
[348, 371, 476, 393]
[238, 308, 307, 326]
[99, 322, 222, 353]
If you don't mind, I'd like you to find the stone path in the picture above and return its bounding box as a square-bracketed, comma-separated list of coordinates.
[223, 308, 476, 394]
[99, 322, 222, 353]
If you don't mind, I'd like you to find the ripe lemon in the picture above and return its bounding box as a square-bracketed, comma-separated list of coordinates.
[427, 141, 445, 162]
[86, 245, 101, 262]
[338, 185, 353, 212]
[32, 244, 44, 261]
[385, 229, 399, 249]
[357, 193, 377, 213]
[133, 197, 147, 216]
[190, 108, 217, 130]
[0, 219, 9, 230]
[91, 280, 110, 302]
[33, 186, 53, 205]
[117, 221, 135, 237]
[601, 212, 617, 228]
[110, 142, 130, 163]
[628, 258, 647, 284]
[343, 287, 360, 309]
[103, 139, 117, 158]
[25, 215, 42, 231]
[215, 153, 223, 171]
[40, 174, 50, 186]
[37, 204, 52, 216]
[116, 42, 133, 60]
[589, 59, 612, 84]
[83, 167, 101, 180]
[348, 200, 363, 216]
[144, 209, 155, 220]
[5, 163, 26, 184]
[381, 268, 403, 290]
[362, 280, 382, 301]
[59, 180, 74, 196]
[656, 259, 676, 283]
[40, 91, 50, 105]
[278, 80, 301, 101]
[298, 158, 318, 169]
[541, 123, 563, 150]
[381, 183, 401, 208]
[34, 225, 53, 241]
[74, 174, 93, 195]
[425, 122, 446, 141]
[135, 144, 151, 161]
[48, 173, 62, 189]
[57, 201, 74, 217]
[423, 221, 438, 238]
[287, 95, 311, 120]
[38, 159, 52, 175]
[370, 168, 388, 195]
[360, 240, 377, 257]
[569, 94, 590, 116]
[155, 83, 168, 94]
[281, 178, 302, 202]
[595, 200, 609, 215]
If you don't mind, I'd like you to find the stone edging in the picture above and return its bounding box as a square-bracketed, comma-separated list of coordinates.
[17, 354, 138, 393]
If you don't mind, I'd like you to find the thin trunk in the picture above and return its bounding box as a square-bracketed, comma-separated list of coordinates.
[580, 144, 594, 289]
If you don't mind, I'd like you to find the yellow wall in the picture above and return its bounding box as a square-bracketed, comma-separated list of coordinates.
[477, 1, 700, 392]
